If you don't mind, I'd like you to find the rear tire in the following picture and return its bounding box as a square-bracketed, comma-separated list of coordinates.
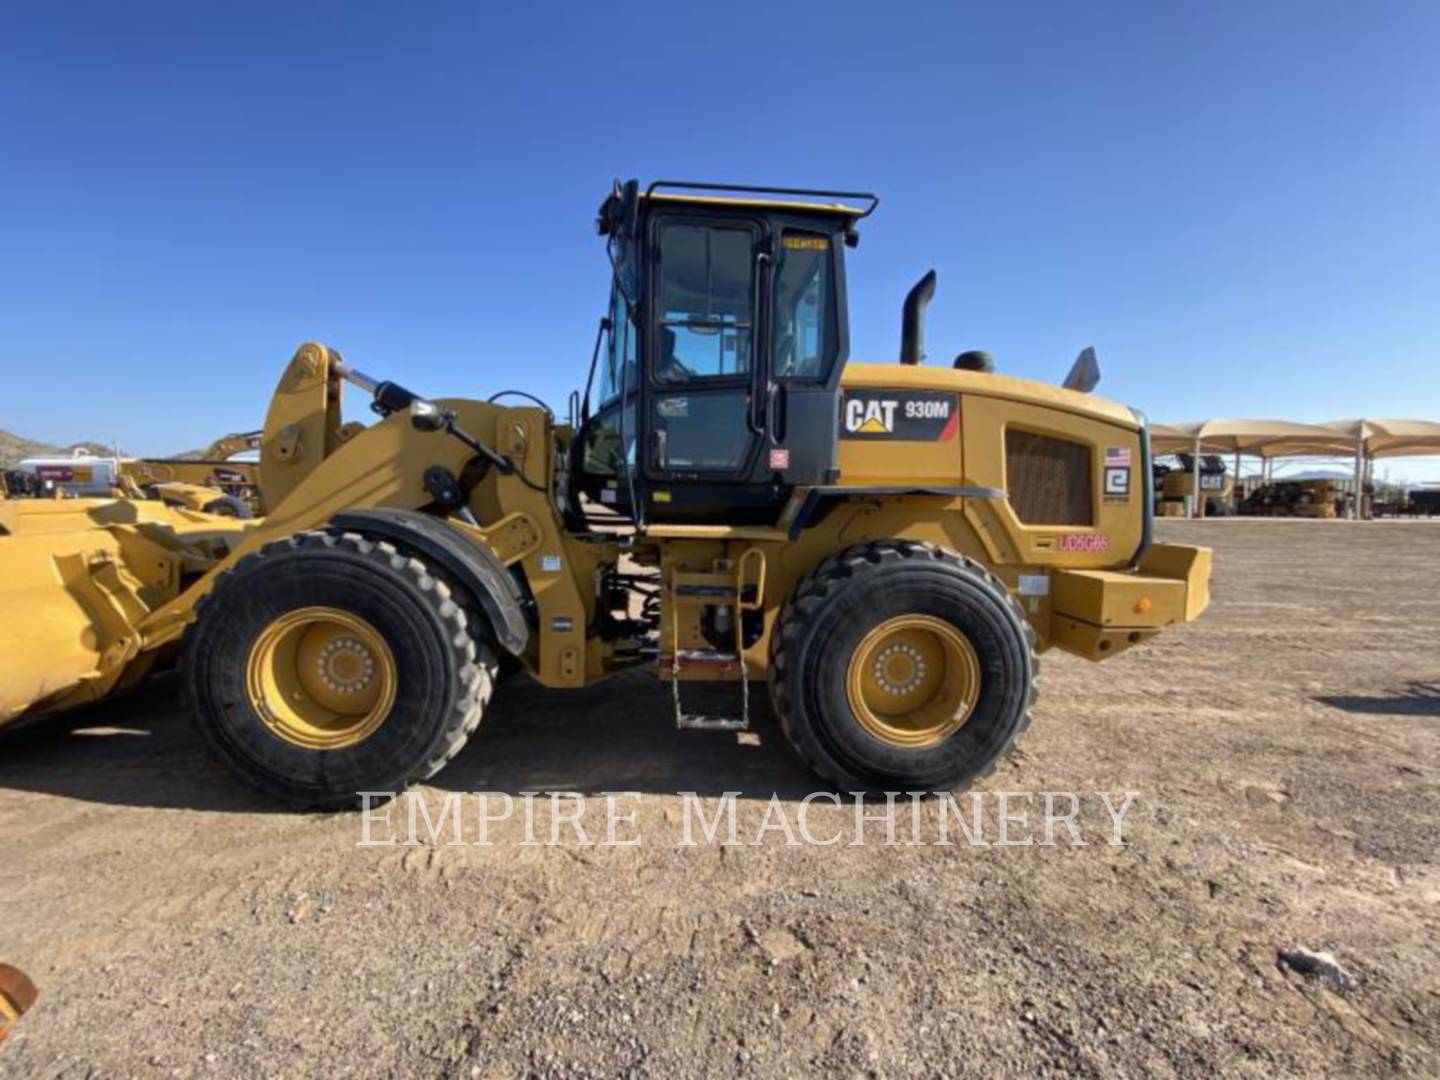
[768, 540, 1037, 793]
[182, 529, 495, 808]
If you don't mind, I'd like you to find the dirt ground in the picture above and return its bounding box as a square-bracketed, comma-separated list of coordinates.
[1, 519, 1437, 1078]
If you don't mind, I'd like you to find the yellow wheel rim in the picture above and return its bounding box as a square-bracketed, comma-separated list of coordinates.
[845, 615, 981, 749]
[245, 606, 398, 750]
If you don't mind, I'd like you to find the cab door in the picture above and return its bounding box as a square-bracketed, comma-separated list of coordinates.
[643, 215, 767, 489]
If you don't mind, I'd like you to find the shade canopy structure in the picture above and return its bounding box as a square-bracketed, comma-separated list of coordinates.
[1320, 419, 1440, 459]
[1150, 419, 1354, 457]
[1152, 418, 1440, 461]
[1149, 417, 1440, 519]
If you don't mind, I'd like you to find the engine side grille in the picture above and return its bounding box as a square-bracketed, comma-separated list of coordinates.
[1005, 430, 1093, 526]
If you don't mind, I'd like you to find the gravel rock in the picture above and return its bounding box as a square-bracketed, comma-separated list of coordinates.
[1278, 948, 1359, 992]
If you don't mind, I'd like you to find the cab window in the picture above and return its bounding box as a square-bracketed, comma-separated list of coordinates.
[773, 231, 835, 380]
[598, 286, 637, 404]
[581, 399, 636, 478]
[654, 222, 754, 383]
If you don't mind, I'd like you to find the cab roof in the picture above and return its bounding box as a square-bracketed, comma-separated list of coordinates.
[636, 180, 878, 221]
[596, 180, 877, 245]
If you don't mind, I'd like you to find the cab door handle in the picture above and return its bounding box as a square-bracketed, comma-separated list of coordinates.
[747, 251, 772, 435]
[767, 381, 786, 442]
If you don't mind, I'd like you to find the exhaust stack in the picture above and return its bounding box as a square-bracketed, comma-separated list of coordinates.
[899, 270, 937, 365]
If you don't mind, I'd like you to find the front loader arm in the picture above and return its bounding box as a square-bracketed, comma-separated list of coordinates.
[138, 397, 506, 649]
[136, 393, 605, 690]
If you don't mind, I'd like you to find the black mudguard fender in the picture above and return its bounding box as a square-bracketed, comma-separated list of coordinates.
[329, 508, 530, 655]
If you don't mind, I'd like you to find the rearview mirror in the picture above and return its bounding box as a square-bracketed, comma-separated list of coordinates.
[619, 179, 639, 239]
[1062, 346, 1100, 393]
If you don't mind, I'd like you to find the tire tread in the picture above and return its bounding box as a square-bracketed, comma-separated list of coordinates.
[767, 539, 1039, 792]
[181, 528, 498, 808]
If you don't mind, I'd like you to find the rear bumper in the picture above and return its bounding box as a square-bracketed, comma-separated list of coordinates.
[1048, 543, 1212, 660]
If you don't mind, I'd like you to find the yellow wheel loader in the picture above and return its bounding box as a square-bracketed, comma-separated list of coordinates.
[0, 180, 1211, 805]
[121, 430, 265, 516]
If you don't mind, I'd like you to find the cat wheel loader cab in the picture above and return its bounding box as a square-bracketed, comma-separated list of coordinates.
[0, 178, 1212, 808]
[576, 181, 872, 524]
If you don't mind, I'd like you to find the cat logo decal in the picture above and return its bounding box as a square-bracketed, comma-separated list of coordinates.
[841, 391, 959, 442]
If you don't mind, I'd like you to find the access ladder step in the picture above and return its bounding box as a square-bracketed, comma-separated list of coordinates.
[658, 650, 740, 676]
[678, 649, 738, 663]
[667, 565, 755, 733]
[676, 714, 748, 732]
[672, 583, 759, 602]
[668, 675, 750, 733]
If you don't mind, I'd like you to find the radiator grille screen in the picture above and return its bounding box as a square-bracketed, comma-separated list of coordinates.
[1005, 430, 1093, 526]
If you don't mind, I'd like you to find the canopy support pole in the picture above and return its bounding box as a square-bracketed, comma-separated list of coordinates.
[1232, 450, 1241, 514]
[1352, 438, 1365, 520]
[1192, 438, 1203, 518]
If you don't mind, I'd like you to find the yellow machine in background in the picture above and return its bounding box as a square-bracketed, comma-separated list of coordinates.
[120, 430, 264, 516]
[1240, 477, 1341, 518]
[0, 180, 1211, 805]
[1156, 453, 1234, 516]
[0, 496, 253, 724]
[0, 964, 37, 1047]
[8, 432, 263, 517]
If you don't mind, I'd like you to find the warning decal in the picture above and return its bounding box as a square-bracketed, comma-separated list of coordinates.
[840, 390, 960, 442]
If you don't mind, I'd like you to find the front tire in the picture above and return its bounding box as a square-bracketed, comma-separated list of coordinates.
[183, 529, 494, 808]
[769, 540, 1037, 793]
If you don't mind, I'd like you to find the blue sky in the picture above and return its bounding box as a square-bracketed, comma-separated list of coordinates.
[2, 2, 1437, 478]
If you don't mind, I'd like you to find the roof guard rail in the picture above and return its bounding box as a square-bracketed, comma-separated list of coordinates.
[642, 180, 879, 218]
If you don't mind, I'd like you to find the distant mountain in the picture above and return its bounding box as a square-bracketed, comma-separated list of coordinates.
[1, 430, 249, 469]
[0, 430, 121, 468]
[1282, 468, 1353, 481]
